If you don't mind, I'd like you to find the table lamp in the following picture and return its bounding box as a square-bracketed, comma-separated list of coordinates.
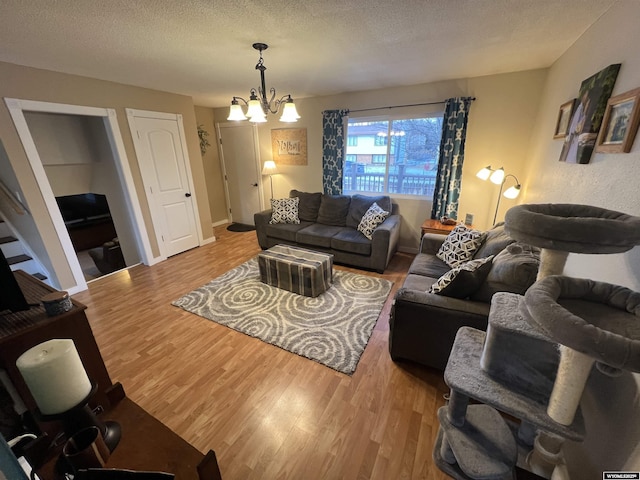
[16, 339, 121, 452]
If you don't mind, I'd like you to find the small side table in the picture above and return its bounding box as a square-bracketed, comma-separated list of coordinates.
[421, 219, 458, 236]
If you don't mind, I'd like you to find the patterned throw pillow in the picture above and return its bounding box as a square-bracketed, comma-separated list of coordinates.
[269, 197, 300, 224]
[436, 224, 486, 268]
[429, 255, 494, 298]
[357, 202, 390, 240]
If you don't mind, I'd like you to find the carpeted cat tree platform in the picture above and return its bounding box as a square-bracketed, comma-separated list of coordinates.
[433, 204, 640, 480]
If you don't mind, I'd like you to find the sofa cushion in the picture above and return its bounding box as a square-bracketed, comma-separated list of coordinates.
[269, 197, 300, 224]
[473, 223, 515, 259]
[317, 195, 351, 226]
[289, 190, 322, 222]
[357, 202, 390, 240]
[296, 224, 344, 248]
[265, 222, 313, 242]
[436, 224, 486, 267]
[331, 229, 371, 256]
[471, 243, 540, 303]
[429, 256, 494, 299]
[346, 194, 393, 228]
[408, 253, 451, 279]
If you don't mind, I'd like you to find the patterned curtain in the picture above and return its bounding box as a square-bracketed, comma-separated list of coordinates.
[431, 97, 474, 220]
[322, 109, 349, 195]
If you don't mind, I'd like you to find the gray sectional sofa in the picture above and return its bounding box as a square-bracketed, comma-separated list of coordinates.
[389, 223, 541, 370]
[254, 190, 401, 273]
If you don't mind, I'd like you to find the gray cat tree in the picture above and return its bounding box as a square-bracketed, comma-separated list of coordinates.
[433, 204, 640, 480]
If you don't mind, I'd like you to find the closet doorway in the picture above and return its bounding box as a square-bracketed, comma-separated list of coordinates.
[5, 98, 153, 293]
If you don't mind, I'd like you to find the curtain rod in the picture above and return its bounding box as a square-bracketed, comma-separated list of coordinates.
[348, 97, 476, 114]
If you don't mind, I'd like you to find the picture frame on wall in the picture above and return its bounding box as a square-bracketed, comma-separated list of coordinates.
[271, 128, 308, 165]
[554, 99, 576, 138]
[558, 63, 621, 164]
[595, 87, 640, 153]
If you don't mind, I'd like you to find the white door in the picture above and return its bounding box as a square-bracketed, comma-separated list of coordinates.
[129, 114, 199, 257]
[217, 123, 262, 225]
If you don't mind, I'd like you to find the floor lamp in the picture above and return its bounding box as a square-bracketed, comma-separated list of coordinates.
[262, 160, 279, 199]
[476, 166, 522, 225]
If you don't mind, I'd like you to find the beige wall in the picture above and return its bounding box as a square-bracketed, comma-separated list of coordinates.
[520, 1, 640, 475]
[0, 61, 213, 289]
[194, 106, 228, 225]
[213, 69, 547, 251]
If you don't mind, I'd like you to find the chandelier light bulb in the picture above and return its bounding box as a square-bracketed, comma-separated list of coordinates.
[227, 102, 247, 121]
[280, 100, 301, 122]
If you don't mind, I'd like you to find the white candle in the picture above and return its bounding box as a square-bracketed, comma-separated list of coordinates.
[16, 339, 92, 415]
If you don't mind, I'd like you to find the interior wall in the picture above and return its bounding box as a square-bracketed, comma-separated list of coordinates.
[194, 106, 227, 225]
[521, 0, 640, 475]
[212, 69, 547, 251]
[0, 61, 213, 289]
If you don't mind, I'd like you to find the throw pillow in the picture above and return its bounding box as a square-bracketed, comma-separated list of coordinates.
[346, 194, 393, 228]
[289, 190, 322, 222]
[436, 224, 486, 268]
[357, 202, 390, 240]
[316, 195, 351, 226]
[429, 255, 494, 298]
[471, 242, 540, 303]
[269, 197, 300, 224]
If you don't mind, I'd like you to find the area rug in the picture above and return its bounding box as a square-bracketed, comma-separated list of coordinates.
[172, 259, 393, 375]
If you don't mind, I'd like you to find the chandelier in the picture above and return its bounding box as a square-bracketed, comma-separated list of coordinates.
[227, 43, 300, 123]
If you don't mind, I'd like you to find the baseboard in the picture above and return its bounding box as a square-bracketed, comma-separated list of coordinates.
[212, 219, 229, 228]
[201, 235, 216, 245]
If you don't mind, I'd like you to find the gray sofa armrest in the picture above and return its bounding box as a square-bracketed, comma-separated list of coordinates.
[420, 233, 446, 255]
[389, 287, 491, 370]
[254, 209, 272, 249]
[370, 214, 401, 273]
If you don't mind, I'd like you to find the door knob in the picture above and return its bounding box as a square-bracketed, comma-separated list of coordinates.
[185, 192, 192, 197]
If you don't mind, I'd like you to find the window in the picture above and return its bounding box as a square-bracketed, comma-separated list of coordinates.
[343, 115, 444, 197]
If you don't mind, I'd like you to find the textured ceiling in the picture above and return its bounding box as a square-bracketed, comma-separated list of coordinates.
[0, 0, 616, 107]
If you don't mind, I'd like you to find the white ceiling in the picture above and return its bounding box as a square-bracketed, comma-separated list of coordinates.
[0, 0, 616, 108]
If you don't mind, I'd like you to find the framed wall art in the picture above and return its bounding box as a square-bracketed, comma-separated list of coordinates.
[271, 128, 307, 165]
[553, 99, 576, 138]
[558, 63, 621, 164]
[595, 87, 640, 153]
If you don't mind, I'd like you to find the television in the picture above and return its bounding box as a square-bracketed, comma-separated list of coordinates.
[0, 248, 30, 313]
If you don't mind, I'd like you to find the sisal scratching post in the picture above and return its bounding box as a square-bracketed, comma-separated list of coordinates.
[547, 346, 594, 425]
[537, 249, 569, 280]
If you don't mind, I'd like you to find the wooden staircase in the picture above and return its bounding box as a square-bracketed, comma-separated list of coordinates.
[0, 219, 48, 282]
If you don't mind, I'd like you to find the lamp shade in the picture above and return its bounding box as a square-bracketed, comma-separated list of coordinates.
[246, 99, 265, 120]
[280, 100, 301, 122]
[227, 103, 247, 121]
[262, 160, 278, 175]
[504, 184, 521, 199]
[476, 166, 492, 181]
[490, 167, 505, 185]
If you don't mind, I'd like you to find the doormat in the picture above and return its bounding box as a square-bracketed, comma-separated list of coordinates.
[226, 223, 256, 232]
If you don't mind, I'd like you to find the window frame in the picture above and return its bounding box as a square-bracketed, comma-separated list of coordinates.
[342, 111, 444, 199]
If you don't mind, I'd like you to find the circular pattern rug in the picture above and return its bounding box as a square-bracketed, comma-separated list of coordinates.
[172, 258, 393, 375]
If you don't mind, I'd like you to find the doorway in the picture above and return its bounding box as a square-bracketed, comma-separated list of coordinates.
[5, 98, 154, 294]
[216, 122, 263, 225]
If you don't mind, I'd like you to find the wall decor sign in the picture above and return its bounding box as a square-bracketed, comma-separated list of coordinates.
[271, 128, 307, 165]
[559, 63, 621, 164]
[553, 99, 576, 138]
[595, 87, 640, 153]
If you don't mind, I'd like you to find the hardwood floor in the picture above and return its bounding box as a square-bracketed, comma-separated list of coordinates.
[73, 226, 450, 480]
